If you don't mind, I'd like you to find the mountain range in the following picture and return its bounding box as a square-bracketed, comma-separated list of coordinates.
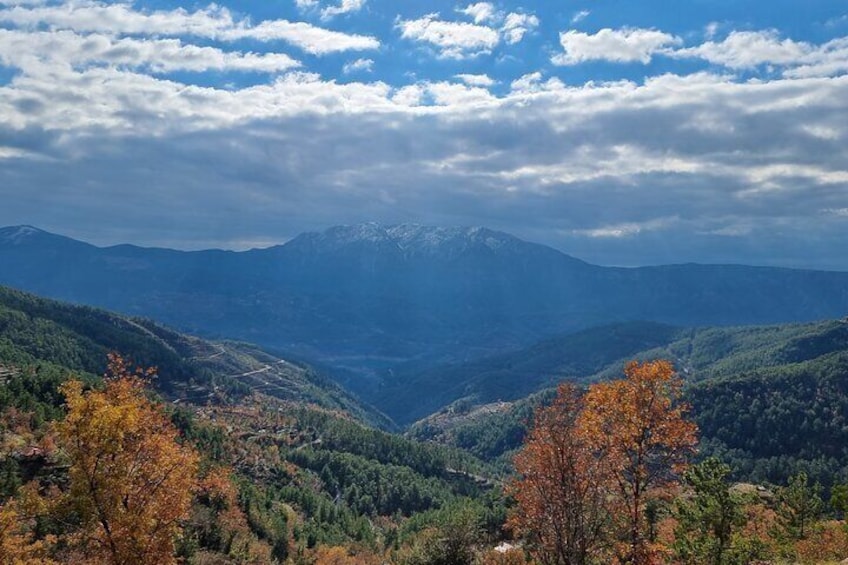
[2, 223, 848, 403]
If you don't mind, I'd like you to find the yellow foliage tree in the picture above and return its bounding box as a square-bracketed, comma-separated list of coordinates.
[0, 496, 57, 565]
[57, 354, 199, 564]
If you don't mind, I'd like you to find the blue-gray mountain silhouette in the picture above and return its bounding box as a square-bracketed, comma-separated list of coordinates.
[2, 223, 847, 396]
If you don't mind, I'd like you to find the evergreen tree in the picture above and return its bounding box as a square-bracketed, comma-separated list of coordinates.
[673, 458, 747, 565]
[776, 471, 822, 540]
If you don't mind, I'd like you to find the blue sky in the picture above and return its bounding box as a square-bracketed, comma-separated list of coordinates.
[1, 0, 848, 269]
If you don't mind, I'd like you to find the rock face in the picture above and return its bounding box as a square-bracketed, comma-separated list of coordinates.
[1, 223, 848, 394]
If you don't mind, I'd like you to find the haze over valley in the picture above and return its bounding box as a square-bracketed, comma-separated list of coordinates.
[3, 223, 848, 407]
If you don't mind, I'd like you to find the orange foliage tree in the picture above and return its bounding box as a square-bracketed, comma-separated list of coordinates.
[510, 360, 698, 565]
[0, 495, 57, 565]
[508, 384, 611, 565]
[57, 354, 200, 564]
[580, 360, 698, 564]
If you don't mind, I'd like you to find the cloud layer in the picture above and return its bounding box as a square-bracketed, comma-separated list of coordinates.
[0, 1, 380, 54]
[1, 0, 848, 269]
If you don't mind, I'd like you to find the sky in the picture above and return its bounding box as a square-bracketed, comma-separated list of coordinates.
[1, 0, 848, 269]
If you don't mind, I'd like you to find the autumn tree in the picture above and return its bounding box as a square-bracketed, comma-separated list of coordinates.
[57, 353, 200, 564]
[509, 384, 610, 565]
[0, 492, 57, 565]
[580, 360, 698, 564]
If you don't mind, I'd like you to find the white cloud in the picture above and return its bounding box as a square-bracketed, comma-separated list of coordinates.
[399, 8, 537, 58]
[501, 12, 538, 45]
[509, 71, 542, 92]
[455, 73, 495, 87]
[294, 0, 366, 19]
[343, 58, 373, 74]
[0, 1, 379, 55]
[0, 2, 232, 35]
[422, 81, 496, 107]
[668, 30, 848, 79]
[497, 143, 705, 187]
[398, 13, 500, 59]
[705, 22, 720, 40]
[550, 24, 848, 79]
[390, 84, 426, 106]
[824, 208, 848, 217]
[0, 29, 301, 74]
[572, 217, 678, 238]
[675, 30, 812, 69]
[786, 59, 848, 79]
[458, 2, 497, 24]
[571, 10, 590, 24]
[769, 36, 848, 79]
[553, 28, 682, 65]
[233, 20, 378, 55]
[507, 71, 565, 94]
[320, 0, 366, 20]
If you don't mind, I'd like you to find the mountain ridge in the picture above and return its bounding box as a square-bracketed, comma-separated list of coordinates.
[2, 222, 848, 408]
[7, 222, 848, 272]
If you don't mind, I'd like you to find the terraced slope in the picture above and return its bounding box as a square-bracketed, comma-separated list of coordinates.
[0, 285, 389, 428]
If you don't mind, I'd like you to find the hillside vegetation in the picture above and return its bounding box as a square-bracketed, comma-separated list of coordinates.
[0, 286, 509, 562]
[0, 285, 389, 428]
[411, 319, 848, 486]
[380, 321, 682, 424]
[6, 336, 848, 563]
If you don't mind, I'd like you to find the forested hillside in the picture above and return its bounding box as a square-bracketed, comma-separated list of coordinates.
[5, 287, 848, 561]
[0, 285, 389, 427]
[1, 358, 505, 563]
[379, 321, 682, 424]
[0, 287, 505, 562]
[411, 319, 848, 487]
[9, 309, 848, 562]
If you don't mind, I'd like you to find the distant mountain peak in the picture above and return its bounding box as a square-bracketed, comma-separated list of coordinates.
[290, 222, 535, 257]
[384, 224, 518, 253]
[324, 222, 394, 243]
[0, 225, 47, 244]
[0, 225, 94, 252]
